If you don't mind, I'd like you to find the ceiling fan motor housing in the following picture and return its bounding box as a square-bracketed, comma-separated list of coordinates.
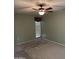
[39, 8, 44, 10]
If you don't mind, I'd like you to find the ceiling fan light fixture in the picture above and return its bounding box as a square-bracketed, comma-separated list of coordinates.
[38, 10, 45, 15]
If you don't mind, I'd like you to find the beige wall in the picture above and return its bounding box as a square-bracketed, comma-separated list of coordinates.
[14, 13, 35, 44]
[42, 9, 65, 44]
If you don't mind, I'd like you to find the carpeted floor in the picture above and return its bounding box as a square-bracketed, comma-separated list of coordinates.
[14, 39, 65, 59]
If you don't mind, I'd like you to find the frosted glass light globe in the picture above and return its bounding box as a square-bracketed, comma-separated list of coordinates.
[38, 11, 45, 15]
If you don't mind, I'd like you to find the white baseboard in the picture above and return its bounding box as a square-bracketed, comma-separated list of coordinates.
[15, 38, 43, 45]
[16, 40, 35, 45]
[44, 39, 65, 46]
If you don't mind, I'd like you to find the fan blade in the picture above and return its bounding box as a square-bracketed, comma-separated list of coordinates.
[48, 11, 53, 12]
[46, 7, 53, 10]
[32, 8, 38, 10]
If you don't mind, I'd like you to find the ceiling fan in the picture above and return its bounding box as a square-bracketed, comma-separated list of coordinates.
[32, 3, 53, 15]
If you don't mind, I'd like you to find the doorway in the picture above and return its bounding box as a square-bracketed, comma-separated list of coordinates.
[35, 21, 41, 38]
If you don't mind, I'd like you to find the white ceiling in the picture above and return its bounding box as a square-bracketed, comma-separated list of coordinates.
[14, 0, 65, 14]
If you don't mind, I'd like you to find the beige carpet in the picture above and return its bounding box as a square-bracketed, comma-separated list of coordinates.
[15, 39, 65, 59]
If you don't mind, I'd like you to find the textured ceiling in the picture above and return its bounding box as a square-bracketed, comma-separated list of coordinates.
[15, 0, 65, 14]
